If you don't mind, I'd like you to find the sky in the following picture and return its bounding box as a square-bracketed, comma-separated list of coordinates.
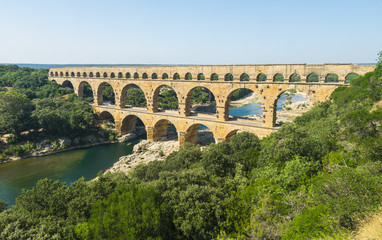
[0, 0, 381, 64]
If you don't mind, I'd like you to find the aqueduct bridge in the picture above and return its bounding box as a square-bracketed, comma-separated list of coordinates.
[49, 64, 375, 145]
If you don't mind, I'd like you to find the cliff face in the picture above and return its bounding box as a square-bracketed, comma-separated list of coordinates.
[107, 140, 179, 174]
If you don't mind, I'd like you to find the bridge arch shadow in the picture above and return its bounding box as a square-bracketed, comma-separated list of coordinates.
[184, 123, 215, 146]
[120, 115, 147, 138]
[153, 119, 178, 141]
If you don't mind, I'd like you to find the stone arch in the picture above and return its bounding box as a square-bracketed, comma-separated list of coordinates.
[184, 123, 215, 145]
[152, 119, 178, 141]
[120, 115, 147, 137]
[152, 73, 158, 79]
[152, 84, 179, 111]
[110, 72, 115, 78]
[307, 73, 319, 82]
[345, 73, 360, 84]
[71, 72, 75, 77]
[257, 73, 267, 82]
[83, 72, 87, 77]
[65, 72, 69, 77]
[289, 73, 301, 82]
[126, 72, 131, 79]
[76, 72, 81, 77]
[325, 73, 339, 83]
[96, 72, 100, 78]
[119, 83, 147, 109]
[173, 73, 180, 80]
[240, 73, 249, 81]
[55, 72, 58, 77]
[117, 72, 123, 78]
[225, 87, 263, 122]
[225, 130, 240, 142]
[162, 73, 169, 79]
[272, 88, 312, 126]
[273, 73, 284, 82]
[211, 73, 219, 81]
[185, 72, 192, 80]
[98, 110, 115, 123]
[60, 72, 64, 77]
[142, 73, 148, 79]
[97, 82, 116, 105]
[185, 86, 217, 115]
[89, 72, 94, 77]
[50, 72, 54, 77]
[62, 80, 74, 89]
[225, 73, 233, 81]
[134, 72, 139, 79]
[78, 81, 94, 101]
[197, 73, 205, 80]
[103, 72, 108, 78]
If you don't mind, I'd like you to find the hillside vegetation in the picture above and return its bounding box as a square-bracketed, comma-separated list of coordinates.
[0, 54, 382, 239]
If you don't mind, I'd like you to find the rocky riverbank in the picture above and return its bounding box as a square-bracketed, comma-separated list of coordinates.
[107, 139, 179, 175]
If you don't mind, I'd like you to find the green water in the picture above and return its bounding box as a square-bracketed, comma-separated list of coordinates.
[0, 140, 140, 206]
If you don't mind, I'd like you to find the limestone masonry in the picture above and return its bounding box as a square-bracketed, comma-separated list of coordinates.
[49, 64, 375, 145]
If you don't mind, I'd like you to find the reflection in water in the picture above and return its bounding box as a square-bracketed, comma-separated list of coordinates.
[0, 140, 140, 206]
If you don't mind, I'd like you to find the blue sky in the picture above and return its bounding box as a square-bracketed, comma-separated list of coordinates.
[0, 0, 381, 64]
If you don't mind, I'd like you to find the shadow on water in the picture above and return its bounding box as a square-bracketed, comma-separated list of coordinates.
[0, 139, 141, 206]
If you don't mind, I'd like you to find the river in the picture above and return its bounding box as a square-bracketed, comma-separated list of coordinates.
[0, 93, 307, 206]
[0, 140, 140, 206]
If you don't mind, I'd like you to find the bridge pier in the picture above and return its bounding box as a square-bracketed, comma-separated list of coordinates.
[178, 131, 186, 145]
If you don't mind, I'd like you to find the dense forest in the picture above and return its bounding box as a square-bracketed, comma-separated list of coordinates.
[0, 55, 382, 239]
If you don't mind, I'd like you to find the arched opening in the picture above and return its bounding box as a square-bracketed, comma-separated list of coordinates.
[120, 115, 146, 138]
[79, 81, 94, 102]
[50, 72, 54, 77]
[325, 73, 339, 83]
[289, 73, 301, 82]
[55, 72, 58, 77]
[110, 72, 115, 78]
[273, 73, 284, 82]
[197, 73, 205, 80]
[118, 72, 123, 78]
[173, 73, 180, 80]
[274, 89, 312, 126]
[153, 85, 179, 111]
[89, 72, 94, 77]
[76, 72, 81, 77]
[120, 84, 147, 109]
[62, 80, 74, 90]
[185, 72, 192, 80]
[126, 72, 131, 79]
[186, 87, 216, 115]
[142, 73, 148, 79]
[153, 119, 178, 141]
[98, 111, 115, 131]
[96, 72, 100, 78]
[225, 130, 241, 142]
[257, 73, 267, 82]
[240, 73, 249, 81]
[225, 73, 233, 81]
[345, 73, 360, 84]
[152, 73, 158, 79]
[134, 72, 139, 79]
[185, 124, 215, 146]
[51, 80, 57, 84]
[83, 72, 87, 77]
[103, 72, 108, 78]
[98, 83, 115, 105]
[227, 88, 263, 123]
[307, 73, 319, 82]
[211, 73, 219, 81]
[71, 72, 75, 77]
[60, 72, 64, 77]
[162, 73, 169, 79]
